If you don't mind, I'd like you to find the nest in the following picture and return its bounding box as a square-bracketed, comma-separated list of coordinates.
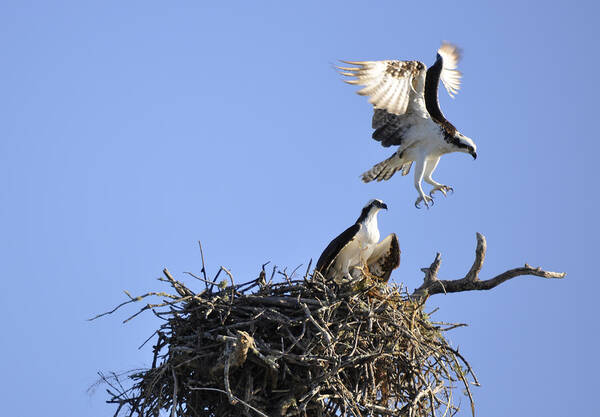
[95, 263, 478, 417]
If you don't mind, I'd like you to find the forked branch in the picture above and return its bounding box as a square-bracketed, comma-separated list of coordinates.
[412, 233, 566, 298]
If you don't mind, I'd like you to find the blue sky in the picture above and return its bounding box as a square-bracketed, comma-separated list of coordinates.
[1, 1, 596, 416]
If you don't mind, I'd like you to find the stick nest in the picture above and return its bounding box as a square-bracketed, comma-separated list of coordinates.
[96, 264, 478, 417]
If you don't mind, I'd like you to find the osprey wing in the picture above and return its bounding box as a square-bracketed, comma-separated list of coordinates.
[437, 42, 463, 98]
[315, 224, 361, 276]
[366, 233, 400, 282]
[424, 42, 463, 130]
[338, 60, 426, 116]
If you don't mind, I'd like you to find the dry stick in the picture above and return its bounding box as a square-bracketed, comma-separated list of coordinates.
[183, 271, 220, 287]
[243, 374, 253, 417]
[220, 266, 235, 288]
[170, 367, 178, 417]
[432, 322, 467, 332]
[363, 402, 407, 416]
[459, 370, 476, 417]
[123, 295, 193, 324]
[303, 259, 313, 281]
[189, 387, 270, 417]
[138, 330, 159, 350]
[243, 295, 321, 307]
[209, 266, 223, 293]
[163, 268, 190, 297]
[223, 342, 237, 406]
[289, 263, 304, 280]
[302, 303, 333, 345]
[198, 241, 209, 288]
[284, 321, 307, 354]
[441, 388, 453, 417]
[429, 390, 437, 417]
[413, 233, 566, 298]
[443, 345, 480, 386]
[88, 291, 177, 321]
[408, 385, 432, 417]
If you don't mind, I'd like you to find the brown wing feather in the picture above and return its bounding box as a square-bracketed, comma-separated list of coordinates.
[366, 233, 400, 282]
[371, 109, 416, 147]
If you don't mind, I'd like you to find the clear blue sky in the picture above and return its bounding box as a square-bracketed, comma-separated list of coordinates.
[1, 1, 596, 416]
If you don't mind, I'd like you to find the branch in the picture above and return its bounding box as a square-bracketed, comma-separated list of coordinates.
[412, 233, 566, 298]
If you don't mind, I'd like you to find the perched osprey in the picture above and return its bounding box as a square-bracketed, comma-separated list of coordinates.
[315, 199, 400, 283]
[338, 42, 477, 208]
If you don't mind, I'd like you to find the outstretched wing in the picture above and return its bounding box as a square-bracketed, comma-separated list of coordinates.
[367, 233, 400, 282]
[338, 60, 426, 116]
[424, 42, 463, 132]
[437, 42, 462, 98]
[315, 224, 361, 277]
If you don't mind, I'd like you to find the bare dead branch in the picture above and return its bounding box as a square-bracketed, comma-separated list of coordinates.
[413, 233, 566, 298]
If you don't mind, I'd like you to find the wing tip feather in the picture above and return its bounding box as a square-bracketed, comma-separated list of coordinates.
[340, 60, 367, 65]
[437, 41, 464, 97]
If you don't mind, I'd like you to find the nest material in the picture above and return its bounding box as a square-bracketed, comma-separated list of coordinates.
[97, 265, 478, 417]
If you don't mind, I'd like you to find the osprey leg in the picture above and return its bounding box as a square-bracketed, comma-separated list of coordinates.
[423, 157, 454, 197]
[414, 156, 434, 208]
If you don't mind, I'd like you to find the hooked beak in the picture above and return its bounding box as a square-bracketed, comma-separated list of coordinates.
[381, 202, 388, 210]
[470, 150, 477, 160]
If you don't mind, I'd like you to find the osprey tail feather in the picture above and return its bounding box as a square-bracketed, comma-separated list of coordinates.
[361, 153, 412, 183]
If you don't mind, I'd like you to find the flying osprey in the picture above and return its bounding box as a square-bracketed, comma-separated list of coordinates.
[338, 42, 477, 208]
[315, 199, 400, 283]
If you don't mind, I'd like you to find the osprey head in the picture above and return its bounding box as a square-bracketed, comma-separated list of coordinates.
[357, 199, 387, 223]
[365, 199, 388, 211]
[454, 132, 477, 159]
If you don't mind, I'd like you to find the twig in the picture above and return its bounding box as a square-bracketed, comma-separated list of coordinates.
[223, 343, 236, 405]
[170, 367, 178, 417]
[88, 291, 178, 321]
[220, 266, 235, 288]
[302, 303, 333, 345]
[198, 241, 208, 287]
[189, 387, 269, 417]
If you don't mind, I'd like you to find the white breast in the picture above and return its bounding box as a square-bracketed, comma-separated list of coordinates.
[405, 118, 441, 143]
[330, 222, 379, 280]
[359, 214, 380, 260]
